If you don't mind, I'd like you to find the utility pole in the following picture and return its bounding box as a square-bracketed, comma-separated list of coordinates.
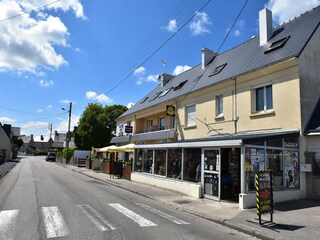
[49, 123, 53, 149]
[62, 102, 72, 163]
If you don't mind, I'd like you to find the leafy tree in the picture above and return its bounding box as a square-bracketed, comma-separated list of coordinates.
[74, 103, 127, 149]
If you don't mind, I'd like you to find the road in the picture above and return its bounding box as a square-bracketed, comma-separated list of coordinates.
[0, 156, 254, 240]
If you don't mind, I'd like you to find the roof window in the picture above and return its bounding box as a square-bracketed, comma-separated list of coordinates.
[209, 63, 227, 77]
[140, 97, 148, 104]
[173, 80, 188, 91]
[265, 36, 290, 53]
[159, 87, 172, 98]
[149, 91, 162, 101]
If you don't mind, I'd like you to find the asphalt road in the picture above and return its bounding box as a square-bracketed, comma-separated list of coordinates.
[0, 156, 254, 240]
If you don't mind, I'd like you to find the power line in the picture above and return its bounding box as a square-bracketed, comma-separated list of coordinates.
[0, 0, 61, 22]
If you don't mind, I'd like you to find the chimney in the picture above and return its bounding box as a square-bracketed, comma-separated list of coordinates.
[201, 48, 216, 69]
[259, 8, 273, 46]
[158, 73, 174, 87]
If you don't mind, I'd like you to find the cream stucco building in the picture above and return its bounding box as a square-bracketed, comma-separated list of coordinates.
[111, 7, 320, 208]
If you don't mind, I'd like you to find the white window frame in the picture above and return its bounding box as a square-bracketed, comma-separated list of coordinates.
[252, 83, 273, 113]
[185, 104, 196, 127]
[159, 116, 165, 130]
[216, 95, 224, 117]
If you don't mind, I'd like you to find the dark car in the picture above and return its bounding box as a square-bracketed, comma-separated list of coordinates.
[46, 152, 56, 162]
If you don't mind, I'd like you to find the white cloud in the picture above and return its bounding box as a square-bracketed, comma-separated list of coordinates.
[60, 99, 73, 104]
[134, 66, 146, 75]
[266, 0, 320, 24]
[75, 47, 81, 52]
[127, 102, 135, 108]
[21, 121, 49, 130]
[233, 29, 241, 37]
[136, 79, 143, 85]
[0, 117, 16, 124]
[85, 91, 113, 104]
[165, 19, 177, 32]
[37, 109, 43, 112]
[189, 12, 211, 36]
[173, 65, 192, 75]
[0, 0, 85, 74]
[39, 79, 54, 87]
[55, 114, 80, 133]
[47, 105, 53, 108]
[146, 75, 158, 83]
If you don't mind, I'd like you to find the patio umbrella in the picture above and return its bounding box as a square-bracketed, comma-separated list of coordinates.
[97, 145, 119, 152]
[117, 143, 135, 152]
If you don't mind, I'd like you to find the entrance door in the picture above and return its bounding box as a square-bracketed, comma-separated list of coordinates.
[202, 149, 220, 200]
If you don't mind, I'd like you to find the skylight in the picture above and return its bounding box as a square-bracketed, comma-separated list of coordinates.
[173, 80, 188, 91]
[209, 63, 227, 77]
[149, 91, 162, 101]
[265, 36, 290, 53]
[159, 87, 172, 97]
[140, 97, 149, 104]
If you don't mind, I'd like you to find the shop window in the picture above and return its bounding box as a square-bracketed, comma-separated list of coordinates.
[266, 139, 282, 148]
[185, 104, 196, 127]
[252, 84, 273, 113]
[184, 148, 201, 182]
[284, 151, 299, 189]
[284, 137, 299, 149]
[245, 147, 265, 191]
[167, 149, 182, 179]
[154, 150, 166, 176]
[134, 149, 144, 172]
[143, 150, 153, 174]
[267, 149, 283, 190]
[312, 153, 320, 176]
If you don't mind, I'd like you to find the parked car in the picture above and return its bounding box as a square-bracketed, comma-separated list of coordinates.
[46, 152, 56, 162]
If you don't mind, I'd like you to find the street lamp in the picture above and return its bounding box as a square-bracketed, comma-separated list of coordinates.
[62, 102, 72, 163]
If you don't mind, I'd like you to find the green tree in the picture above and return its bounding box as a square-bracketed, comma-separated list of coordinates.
[74, 103, 127, 149]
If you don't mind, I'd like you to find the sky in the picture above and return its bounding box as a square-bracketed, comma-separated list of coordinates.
[0, 0, 320, 137]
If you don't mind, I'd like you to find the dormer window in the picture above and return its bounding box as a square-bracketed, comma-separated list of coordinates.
[265, 36, 290, 53]
[173, 80, 188, 91]
[209, 63, 227, 77]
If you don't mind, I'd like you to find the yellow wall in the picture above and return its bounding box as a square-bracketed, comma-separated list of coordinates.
[178, 59, 301, 140]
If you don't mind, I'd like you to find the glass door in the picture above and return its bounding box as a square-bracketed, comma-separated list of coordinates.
[202, 149, 220, 200]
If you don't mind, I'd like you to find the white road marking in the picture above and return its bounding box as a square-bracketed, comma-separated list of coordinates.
[135, 203, 190, 225]
[0, 209, 19, 240]
[78, 204, 116, 231]
[41, 206, 69, 239]
[108, 203, 157, 227]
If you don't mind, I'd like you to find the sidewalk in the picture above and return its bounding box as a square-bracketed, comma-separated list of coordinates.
[61, 163, 320, 240]
[0, 159, 19, 180]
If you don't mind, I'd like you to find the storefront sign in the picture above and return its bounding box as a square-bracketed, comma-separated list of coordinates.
[256, 170, 274, 225]
[125, 125, 133, 133]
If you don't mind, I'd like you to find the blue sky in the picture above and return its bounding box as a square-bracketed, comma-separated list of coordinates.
[0, 0, 319, 137]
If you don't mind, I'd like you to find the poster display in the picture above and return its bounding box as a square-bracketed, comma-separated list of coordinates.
[284, 151, 299, 188]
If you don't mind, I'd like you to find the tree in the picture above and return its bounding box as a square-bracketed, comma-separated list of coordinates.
[74, 103, 127, 150]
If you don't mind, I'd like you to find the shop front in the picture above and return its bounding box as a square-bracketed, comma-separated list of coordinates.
[131, 131, 304, 209]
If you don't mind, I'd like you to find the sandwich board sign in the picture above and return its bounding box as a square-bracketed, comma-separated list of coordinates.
[256, 170, 274, 225]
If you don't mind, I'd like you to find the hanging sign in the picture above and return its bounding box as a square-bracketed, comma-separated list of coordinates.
[125, 125, 133, 133]
[166, 105, 176, 116]
[256, 170, 274, 225]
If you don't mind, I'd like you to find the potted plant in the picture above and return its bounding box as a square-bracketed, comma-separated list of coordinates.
[91, 158, 102, 172]
[124, 158, 133, 180]
[102, 158, 113, 174]
[86, 157, 92, 169]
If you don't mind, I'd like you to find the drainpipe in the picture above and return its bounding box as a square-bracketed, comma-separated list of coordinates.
[233, 78, 238, 134]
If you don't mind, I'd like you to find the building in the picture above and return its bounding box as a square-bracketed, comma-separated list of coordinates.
[0, 123, 12, 163]
[111, 7, 320, 208]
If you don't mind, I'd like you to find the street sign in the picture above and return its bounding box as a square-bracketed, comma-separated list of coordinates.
[256, 170, 274, 225]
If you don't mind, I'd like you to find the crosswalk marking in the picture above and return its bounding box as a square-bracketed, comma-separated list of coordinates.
[42, 206, 69, 239]
[135, 203, 190, 225]
[108, 203, 157, 227]
[0, 209, 19, 240]
[78, 204, 116, 231]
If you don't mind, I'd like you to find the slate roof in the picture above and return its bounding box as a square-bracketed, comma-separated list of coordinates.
[120, 6, 320, 119]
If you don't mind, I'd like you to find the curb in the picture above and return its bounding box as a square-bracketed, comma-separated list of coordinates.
[0, 162, 18, 181]
[62, 164, 275, 240]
